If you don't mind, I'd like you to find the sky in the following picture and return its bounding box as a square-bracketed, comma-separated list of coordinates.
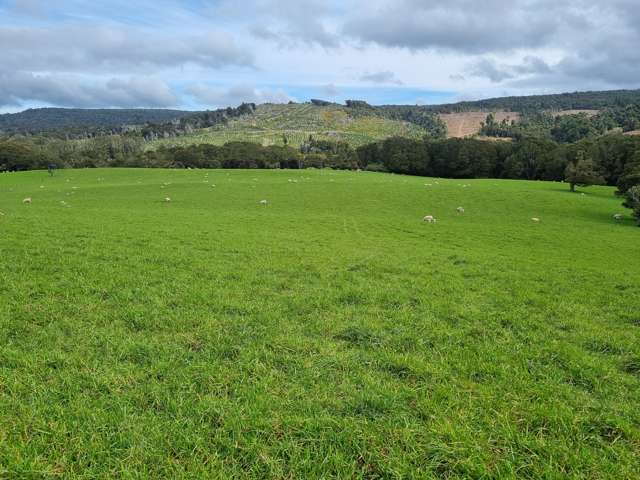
[1, 0, 639, 112]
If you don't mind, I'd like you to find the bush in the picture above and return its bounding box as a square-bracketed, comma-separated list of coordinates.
[624, 186, 640, 224]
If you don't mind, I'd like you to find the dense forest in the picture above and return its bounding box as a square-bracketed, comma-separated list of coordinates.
[427, 89, 640, 114]
[0, 104, 256, 140]
[0, 108, 193, 135]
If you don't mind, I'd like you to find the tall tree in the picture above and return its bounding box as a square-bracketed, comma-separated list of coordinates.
[564, 151, 605, 192]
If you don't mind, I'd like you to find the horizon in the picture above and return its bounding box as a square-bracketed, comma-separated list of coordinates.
[1, 1, 639, 113]
[3, 86, 640, 116]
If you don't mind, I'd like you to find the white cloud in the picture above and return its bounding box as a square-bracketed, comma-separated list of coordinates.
[186, 84, 294, 107]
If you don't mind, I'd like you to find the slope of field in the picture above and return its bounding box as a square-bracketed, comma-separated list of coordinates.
[439, 111, 520, 138]
[1, 169, 639, 478]
[146, 103, 426, 150]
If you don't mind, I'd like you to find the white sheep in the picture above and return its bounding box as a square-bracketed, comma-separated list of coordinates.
[23, 197, 32, 204]
[613, 213, 623, 221]
[531, 217, 540, 223]
[164, 197, 171, 202]
[423, 215, 436, 223]
[456, 207, 465, 214]
[260, 200, 268, 205]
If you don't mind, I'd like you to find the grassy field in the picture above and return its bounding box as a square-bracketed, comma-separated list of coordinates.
[1, 168, 639, 478]
[146, 103, 426, 150]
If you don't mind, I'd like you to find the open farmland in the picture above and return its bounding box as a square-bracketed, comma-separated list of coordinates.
[146, 103, 426, 151]
[1, 168, 639, 478]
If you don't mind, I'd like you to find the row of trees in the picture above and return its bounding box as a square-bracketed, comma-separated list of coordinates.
[3, 131, 640, 223]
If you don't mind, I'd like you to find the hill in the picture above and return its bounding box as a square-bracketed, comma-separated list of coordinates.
[427, 89, 640, 113]
[1, 168, 639, 477]
[2, 88, 640, 144]
[0, 107, 194, 134]
[146, 103, 427, 150]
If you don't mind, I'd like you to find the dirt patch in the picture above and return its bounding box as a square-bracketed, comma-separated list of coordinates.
[438, 111, 520, 138]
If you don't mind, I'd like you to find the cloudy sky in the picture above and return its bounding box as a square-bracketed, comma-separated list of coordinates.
[0, 0, 638, 112]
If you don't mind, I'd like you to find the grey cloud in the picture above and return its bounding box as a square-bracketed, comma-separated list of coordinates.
[344, 0, 561, 54]
[468, 60, 515, 83]
[469, 56, 551, 83]
[360, 71, 403, 85]
[218, 0, 340, 48]
[186, 84, 294, 107]
[0, 26, 254, 73]
[0, 71, 178, 108]
[344, 0, 640, 90]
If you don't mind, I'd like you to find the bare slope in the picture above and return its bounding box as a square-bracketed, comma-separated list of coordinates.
[439, 112, 520, 138]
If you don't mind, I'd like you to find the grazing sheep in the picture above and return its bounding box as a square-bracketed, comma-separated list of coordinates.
[531, 217, 540, 223]
[23, 197, 32, 204]
[164, 197, 171, 202]
[423, 215, 436, 223]
[260, 200, 268, 205]
[613, 213, 623, 221]
[456, 207, 465, 214]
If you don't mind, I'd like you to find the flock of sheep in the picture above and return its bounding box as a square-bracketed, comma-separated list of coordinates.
[13, 176, 628, 225]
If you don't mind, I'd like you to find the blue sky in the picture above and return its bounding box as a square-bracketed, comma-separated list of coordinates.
[1, 0, 639, 112]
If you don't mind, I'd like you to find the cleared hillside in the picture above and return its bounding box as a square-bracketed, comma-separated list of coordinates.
[439, 111, 520, 138]
[146, 103, 426, 150]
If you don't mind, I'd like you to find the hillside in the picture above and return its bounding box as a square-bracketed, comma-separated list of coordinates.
[2, 88, 640, 145]
[427, 89, 640, 113]
[0, 108, 194, 134]
[146, 103, 427, 150]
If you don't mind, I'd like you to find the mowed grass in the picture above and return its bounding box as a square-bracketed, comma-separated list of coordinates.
[1, 168, 639, 478]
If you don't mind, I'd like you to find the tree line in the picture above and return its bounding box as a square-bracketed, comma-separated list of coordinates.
[2, 132, 640, 224]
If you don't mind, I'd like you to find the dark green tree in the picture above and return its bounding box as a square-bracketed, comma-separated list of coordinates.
[564, 151, 605, 192]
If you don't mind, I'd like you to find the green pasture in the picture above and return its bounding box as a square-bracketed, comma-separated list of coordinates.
[0, 168, 638, 478]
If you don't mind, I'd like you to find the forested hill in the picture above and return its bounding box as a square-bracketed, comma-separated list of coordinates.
[3, 88, 640, 137]
[0, 108, 194, 134]
[426, 89, 640, 113]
